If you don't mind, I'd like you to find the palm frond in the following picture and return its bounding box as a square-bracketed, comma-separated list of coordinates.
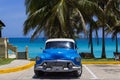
[0, 20, 5, 27]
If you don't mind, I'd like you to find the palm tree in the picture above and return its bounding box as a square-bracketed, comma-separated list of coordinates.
[106, 21, 120, 53]
[77, 0, 104, 58]
[80, 14, 100, 58]
[89, 0, 120, 58]
[111, 24, 120, 53]
[88, 21, 100, 58]
[24, 0, 104, 40]
[0, 20, 5, 38]
[96, 0, 111, 58]
[24, 0, 89, 39]
[106, 0, 120, 53]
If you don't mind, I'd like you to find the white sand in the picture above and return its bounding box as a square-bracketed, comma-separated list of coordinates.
[9, 54, 16, 58]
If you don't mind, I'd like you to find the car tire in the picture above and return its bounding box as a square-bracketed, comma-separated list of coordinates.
[73, 65, 82, 77]
[34, 70, 44, 77]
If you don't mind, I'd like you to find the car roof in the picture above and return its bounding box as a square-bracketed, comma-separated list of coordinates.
[46, 38, 75, 43]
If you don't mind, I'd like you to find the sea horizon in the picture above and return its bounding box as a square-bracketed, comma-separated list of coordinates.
[8, 38, 119, 58]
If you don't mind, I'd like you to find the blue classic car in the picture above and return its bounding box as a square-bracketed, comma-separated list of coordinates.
[34, 38, 82, 77]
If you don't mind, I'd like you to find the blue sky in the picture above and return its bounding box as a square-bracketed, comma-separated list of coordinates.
[0, 0, 32, 38]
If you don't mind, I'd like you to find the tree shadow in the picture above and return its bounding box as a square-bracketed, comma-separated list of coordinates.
[33, 72, 80, 79]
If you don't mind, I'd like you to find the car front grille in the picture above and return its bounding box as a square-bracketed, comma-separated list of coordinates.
[46, 62, 67, 67]
[41, 60, 74, 68]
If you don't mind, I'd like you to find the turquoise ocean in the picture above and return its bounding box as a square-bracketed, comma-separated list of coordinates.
[8, 38, 119, 58]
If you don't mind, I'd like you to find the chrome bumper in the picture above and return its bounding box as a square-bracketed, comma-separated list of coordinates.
[34, 65, 81, 72]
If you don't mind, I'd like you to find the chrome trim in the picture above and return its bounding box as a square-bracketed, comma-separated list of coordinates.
[34, 65, 81, 72]
[34, 60, 81, 72]
[37, 60, 77, 66]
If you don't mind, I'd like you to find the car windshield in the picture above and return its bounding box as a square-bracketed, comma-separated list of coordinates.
[45, 41, 75, 49]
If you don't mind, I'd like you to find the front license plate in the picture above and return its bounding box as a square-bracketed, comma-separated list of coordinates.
[52, 66, 63, 71]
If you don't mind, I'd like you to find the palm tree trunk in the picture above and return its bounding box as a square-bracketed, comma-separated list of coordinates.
[116, 34, 118, 53]
[90, 26, 94, 58]
[101, 26, 106, 58]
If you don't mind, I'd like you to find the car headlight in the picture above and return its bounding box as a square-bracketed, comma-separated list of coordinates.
[43, 63, 47, 69]
[36, 56, 40, 61]
[75, 57, 81, 62]
[68, 63, 73, 69]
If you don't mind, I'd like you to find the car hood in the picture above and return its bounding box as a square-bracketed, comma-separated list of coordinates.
[41, 48, 79, 60]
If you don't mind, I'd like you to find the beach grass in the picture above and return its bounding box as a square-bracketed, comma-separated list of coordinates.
[82, 58, 120, 64]
[0, 58, 15, 66]
[82, 58, 115, 62]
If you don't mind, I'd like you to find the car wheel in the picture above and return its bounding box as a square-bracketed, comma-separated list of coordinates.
[73, 65, 82, 77]
[34, 70, 44, 77]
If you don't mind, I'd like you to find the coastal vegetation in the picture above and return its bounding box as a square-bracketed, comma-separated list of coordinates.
[24, 0, 120, 59]
[82, 58, 115, 62]
[0, 58, 15, 66]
